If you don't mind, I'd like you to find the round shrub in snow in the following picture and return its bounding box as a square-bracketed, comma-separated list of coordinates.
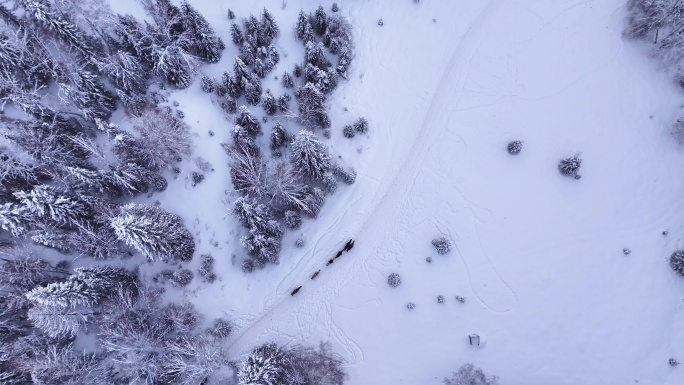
[558, 155, 582, 178]
[170, 269, 194, 287]
[507, 140, 523, 155]
[426, 256, 433, 263]
[406, 302, 416, 310]
[669, 358, 680, 366]
[387, 273, 401, 288]
[455, 296, 466, 303]
[343, 125, 355, 138]
[295, 238, 305, 248]
[332, 2, 339, 12]
[437, 295, 445, 303]
[670, 251, 684, 276]
[432, 237, 451, 255]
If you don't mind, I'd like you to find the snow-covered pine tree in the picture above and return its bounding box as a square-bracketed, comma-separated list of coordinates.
[262, 90, 277, 115]
[278, 94, 290, 112]
[110, 203, 195, 262]
[311, 5, 328, 36]
[25, 278, 100, 308]
[236, 106, 262, 135]
[232, 197, 282, 237]
[14, 185, 88, 227]
[98, 51, 147, 97]
[237, 343, 289, 385]
[224, 71, 244, 98]
[0, 252, 69, 292]
[180, 1, 224, 63]
[323, 15, 353, 55]
[245, 14, 260, 38]
[132, 108, 193, 169]
[245, 76, 262, 105]
[27, 344, 112, 385]
[0, 202, 32, 237]
[259, 8, 279, 46]
[254, 57, 267, 78]
[21, 0, 92, 55]
[241, 228, 282, 264]
[152, 44, 196, 88]
[269, 162, 315, 214]
[282, 72, 294, 88]
[322, 171, 337, 193]
[270, 121, 288, 149]
[59, 70, 117, 122]
[295, 83, 330, 128]
[226, 144, 265, 198]
[232, 125, 260, 156]
[231, 22, 244, 45]
[295, 10, 309, 40]
[290, 130, 331, 180]
[27, 303, 89, 338]
[305, 41, 330, 69]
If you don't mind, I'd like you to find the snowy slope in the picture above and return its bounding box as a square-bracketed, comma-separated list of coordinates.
[111, 0, 684, 384]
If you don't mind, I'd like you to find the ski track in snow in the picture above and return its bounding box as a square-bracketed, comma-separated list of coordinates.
[225, 0, 519, 359]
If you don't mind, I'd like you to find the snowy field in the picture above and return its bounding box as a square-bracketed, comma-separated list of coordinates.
[137, 0, 684, 383]
[11, 0, 684, 383]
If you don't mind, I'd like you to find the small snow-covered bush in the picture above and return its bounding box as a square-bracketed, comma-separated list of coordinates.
[295, 238, 305, 247]
[199, 254, 216, 283]
[558, 155, 582, 178]
[432, 237, 451, 255]
[426, 256, 433, 263]
[285, 210, 302, 229]
[322, 172, 338, 193]
[670, 250, 684, 276]
[455, 296, 466, 303]
[343, 125, 355, 138]
[669, 358, 680, 366]
[406, 302, 416, 310]
[332, 3, 339, 12]
[387, 273, 401, 288]
[437, 295, 445, 303]
[170, 269, 194, 287]
[507, 140, 523, 155]
[241, 259, 254, 273]
[201, 76, 216, 93]
[443, 363, 498, 385]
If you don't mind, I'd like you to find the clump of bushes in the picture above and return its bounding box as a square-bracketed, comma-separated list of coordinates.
[558, 155, 582, 179]
[432, 237, 451, 255]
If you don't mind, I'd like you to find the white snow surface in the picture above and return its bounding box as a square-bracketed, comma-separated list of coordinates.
[111, 0, 684, 383]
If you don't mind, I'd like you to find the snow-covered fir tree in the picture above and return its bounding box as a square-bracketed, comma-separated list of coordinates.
[26, 303, 90, 338]
[270, 121, 289, 149]
[295, 83, 330, 128]
[311, 5, 328, 36]
[110, 203, 195, 262]
[259, 8, 279, 45]
[26, 278, 102, 308]
[236, 106, 262, 135]
[14, 185, 88, 227]
[181, 1, 224, 63]
[237, 343, 289, 385]
[262, 90, 277, 115]
[290, 130, 331, 180]
[231, 22, 244, 45]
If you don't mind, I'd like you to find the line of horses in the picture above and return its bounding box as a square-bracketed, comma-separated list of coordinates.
[290, 239, 355, 296]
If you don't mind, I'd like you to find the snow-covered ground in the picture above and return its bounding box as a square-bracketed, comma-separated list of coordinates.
[111, 0, 684, 383]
